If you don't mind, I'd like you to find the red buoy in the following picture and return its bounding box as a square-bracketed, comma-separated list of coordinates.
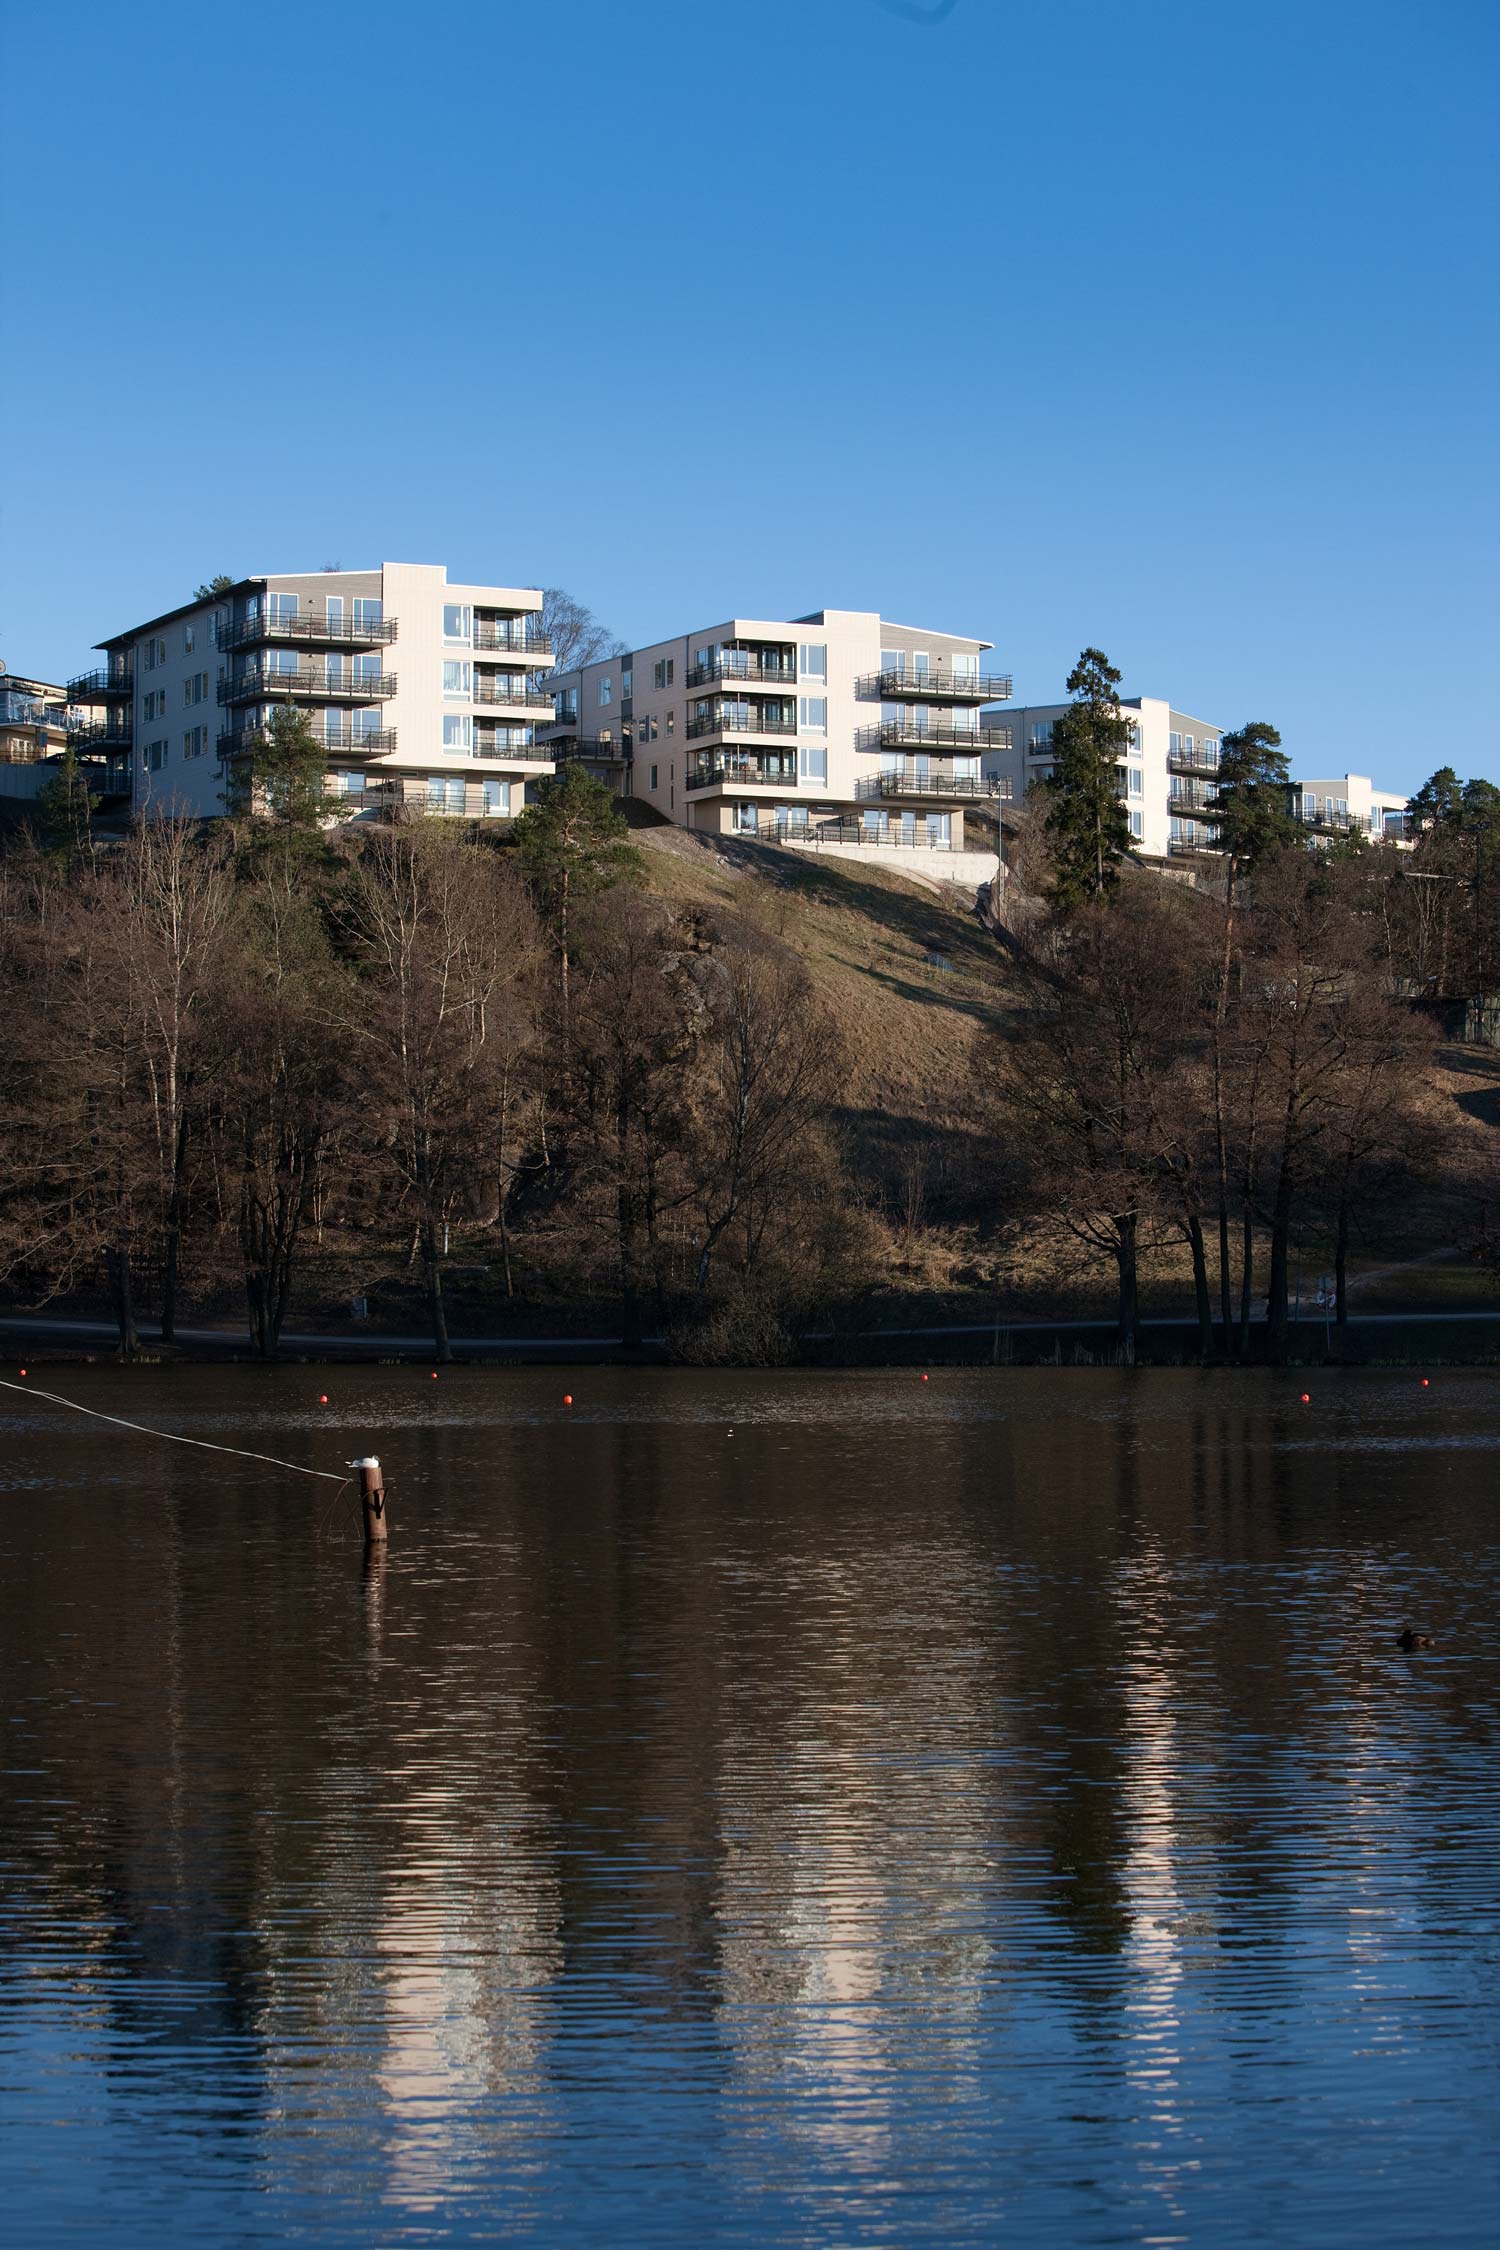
[563, 1393, 573, 1406]
[1300, 1392, 1310, 1404]
[921, 1372, 929, 1383]
[1421, 1377, 1430, 1388]
[319, 1394, 329, 1405]
[431, 1371, 438, 1380]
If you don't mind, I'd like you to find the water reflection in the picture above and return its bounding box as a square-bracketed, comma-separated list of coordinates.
[0, 1367, 1497, 2245]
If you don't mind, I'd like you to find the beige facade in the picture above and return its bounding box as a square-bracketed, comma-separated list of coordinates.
[80, 563, 554, 823]
[981, 695, 1224, 861]
[0, 668, 71, 767]
[1293, 772, 1412, 843]
[541, 608, 1011, 863]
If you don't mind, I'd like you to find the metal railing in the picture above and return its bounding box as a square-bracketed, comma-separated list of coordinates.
[1168, 783, 1219, 811]
[855, 770, 1006, 802]
[688, 756, 800, 789]
[858, 669, 1012, 702]
[68, 665, 134, 700]
[1167, 749, 1220, 776]
[548, 736, 629, 761]
[217, 668, 396, 704]
[685, 654, 798, 689]
[782, 817, 965, 851]
[686, 708, 797, 741]
[68, 717, 134, 749]
[472, 681, 556, 708]
[865, 720, 1014, 752]
[217, 726, 397, 761]
[216, 611, 398, 651]
[472, 622, 553, 656]
[0, 695, 68, 731]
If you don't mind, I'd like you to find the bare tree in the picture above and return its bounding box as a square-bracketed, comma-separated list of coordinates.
[535, 587, 626, 676]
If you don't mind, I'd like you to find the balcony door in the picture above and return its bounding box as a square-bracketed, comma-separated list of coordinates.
[324, 594, 344, 640]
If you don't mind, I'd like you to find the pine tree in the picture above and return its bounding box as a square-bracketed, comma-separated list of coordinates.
[1210, 721, 1303, 869]
[1043, 647, 1133, 910]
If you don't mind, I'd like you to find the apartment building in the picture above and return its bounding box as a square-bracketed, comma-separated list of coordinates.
[1292, 771, 1411, 844]
[0, 666, 70, 767]
[540, 608, 1011, 864]
[72, 562, 555, 823]
[980, 695, 1224, 859]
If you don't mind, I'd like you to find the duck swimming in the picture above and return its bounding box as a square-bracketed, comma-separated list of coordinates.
[1395, 1626, 1433, 1651]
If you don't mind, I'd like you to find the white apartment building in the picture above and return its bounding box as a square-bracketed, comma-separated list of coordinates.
[540, 608, 1011, 864]
[1293, 772, 1411, 843]
[980, 695, 1224, 859]
[73, 563, 555, 824]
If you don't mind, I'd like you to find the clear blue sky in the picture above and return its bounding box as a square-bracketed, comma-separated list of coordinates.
[3, 0, 1496, 792]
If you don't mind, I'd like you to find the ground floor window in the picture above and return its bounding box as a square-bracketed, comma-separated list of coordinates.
[427, 776, 465, 813]
[482, 779, 511, 817]
[733, 802, 758, 833]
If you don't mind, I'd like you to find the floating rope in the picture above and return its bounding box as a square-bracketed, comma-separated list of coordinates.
[0, 1376, 352, 1483]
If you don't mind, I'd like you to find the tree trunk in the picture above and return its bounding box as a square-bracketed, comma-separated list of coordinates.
[1237, 1204, 1255, 1364]
[1265, 1159, 1295, 1363]
[106, 1243, 139, 1360]
[423, 1217, 452, 1363]
[1186, 1215, 1212, 1363]
[1115, 1214, 1138, 1367]
[1334, 1185, 1350, 1335]
[160, 1115, 191, 1345]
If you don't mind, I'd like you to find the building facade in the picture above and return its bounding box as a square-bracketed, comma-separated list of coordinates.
[541, 608, 1011, 859]
[73, 563, 555, 823]
[980, 695, 1225, 860]
[0, 667, 70, 772]
[1292, 772, 1411, 843]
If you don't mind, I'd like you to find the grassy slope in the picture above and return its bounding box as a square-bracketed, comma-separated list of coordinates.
[638, 829, 1500, 1325]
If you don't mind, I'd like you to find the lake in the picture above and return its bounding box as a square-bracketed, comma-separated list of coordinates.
[1, 1366, 1497, 2245]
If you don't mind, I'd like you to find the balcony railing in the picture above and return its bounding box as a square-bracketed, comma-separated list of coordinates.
[472, 681, 556, 709]
[688, 755, 800, 790]
[1168, 782, 1219, 811]
[0, 695, 68, 731]
[784, 816, 967, 851]
[685, 708, 797, 741]
[859, 668, 1013, 702]
[472, 622, 553, 656]
[685, 654, 798, 690]
[218, 668, 396, 705]
[1167, 748, 1221, 777]
[856, 770, 1008, 803]
[468, 735, 551, 761]
[217, 611, 398, 653]
[866, 720, 1013, 753]
[548, 736, 629, 762]
[68, 717, 135, 750]
[68, 664, 134, 700]
[217, 726, 397, 761]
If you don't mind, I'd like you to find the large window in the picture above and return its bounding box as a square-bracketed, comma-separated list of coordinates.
[599, 676, 613, 706]
[443, 604, 472, 642]
[442, 660, 472, 698]
[353, 598, 383, 629]
[427, 776, 465, 813]
[482, 779, 512, 817]
[799, 745, 828, 785]
[1129, 809, 1144, 839]
[799, 643, 826, 681]
[734, 802, 759, 833]
[799, 697, 827, 732]
[442, 715, 473, 754]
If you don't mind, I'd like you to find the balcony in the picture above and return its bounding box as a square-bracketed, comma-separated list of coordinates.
[68, 664, 133, 700]
[685, 654, 797, 690]
[217, 726, 396, 762]
[1167, 748, 1221, 777]
[1168, 782, 1219, 812]
[548, 736, 629, 764]
[471, 680, 556, 710]
[685, 707, 797, 743]
[866, 719, 1013, 753]
[68, 716, 134, 751]
[859, 667, 1013, 702]
[856, 768, 1008, 803]
[472, 621, 553, 657]
[0, 693, 68, 732]
[687, 754, 800, 790]
[468, 734, 551, 762]
[217, 667, 396, 705]
[216, 610, 398, 653]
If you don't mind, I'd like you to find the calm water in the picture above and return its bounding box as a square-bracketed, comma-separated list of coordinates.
[1, 1366, 1497, 2246]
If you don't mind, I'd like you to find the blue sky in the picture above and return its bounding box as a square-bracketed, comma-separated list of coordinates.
[3, 0, 1495, 792]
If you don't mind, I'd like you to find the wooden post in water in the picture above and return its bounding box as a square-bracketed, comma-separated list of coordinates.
[355, 1456, 387, 1547]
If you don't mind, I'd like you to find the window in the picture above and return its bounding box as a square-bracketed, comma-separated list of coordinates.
[599, 676, 613, 706]
[427, 776, 465, 813]
[926, 812, 952, 846]
[1128, 768, 1143, 797]
[638, 715, 656, 744]
[143, 740, 166, 772]
[799, 745, 828, 785]
[666, 708, 674, 735]
[621, 669, 633, 699]
[442, 714, 473, 753]
[951, 653, 979, 684]
[143, 690, 161, 722]
[556, 688, 579, 723]
[1182, 734, 1194, 754]
[267, 648, 299, 677]
[799, 643, 826, 681]
[353, 597, 382, 629]
[183, 726, 207, 759]
[880, 648, 899, 675]
[184, 621, 196, 654]
[443, 604, 472, 642]
[183, 672, 206, 707]
[482, 779, 512, 817]
[352, 708, 382, 740]
[734, 802, 759, 833]
[442, 660, 472, 697]
[649, 764, 659, 791]
[339, 771, 366, 797]
[1129, 809, 1144, 839]
[799, 697, 827, 732]
[353, 652, 382, 685]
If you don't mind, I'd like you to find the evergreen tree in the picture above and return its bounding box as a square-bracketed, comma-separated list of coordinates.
[511, 765, 641, 1021]
[1209, 721, 1303, 869]
[222, 704, 347, 833]
[1043, 647, 1133, 910]
[32, 747, 99, 860]
[1408, 765, 1464, 828]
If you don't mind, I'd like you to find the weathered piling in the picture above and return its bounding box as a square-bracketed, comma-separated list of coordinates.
[355, 1456, 387, 1546]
